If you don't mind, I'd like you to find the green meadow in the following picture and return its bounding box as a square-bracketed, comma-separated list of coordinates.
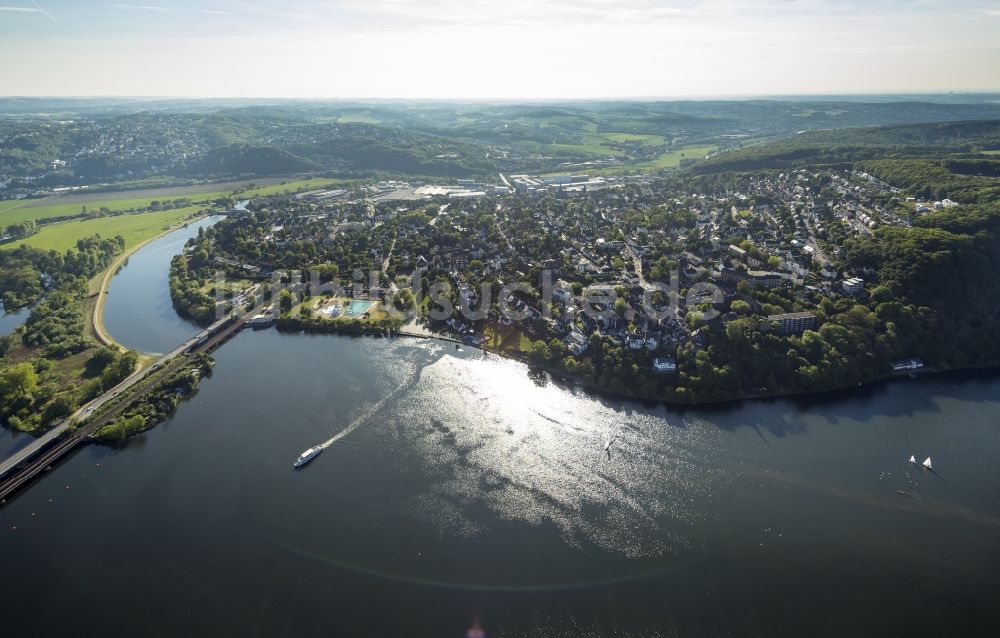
[1, 177, 361, 252]
[0, 195, 226, 227]
[0, 177, 354, 228]
[1, 206, 204, 252]
[635, 145, 718, 169]
[336, 114, 380, 124]
[602, 132, 666, 145]
[241, 177, 353, 197]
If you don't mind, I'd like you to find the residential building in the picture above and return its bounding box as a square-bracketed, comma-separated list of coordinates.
[652, 357, 677, 373]
[841, 277, 864, 295]
[768, 312, 817, 335]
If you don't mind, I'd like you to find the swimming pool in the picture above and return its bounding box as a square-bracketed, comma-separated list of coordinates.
[344, 300, 375, 317]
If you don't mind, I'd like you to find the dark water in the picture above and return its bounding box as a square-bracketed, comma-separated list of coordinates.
[0, 302, 32, 457]
[102, 216, 223, 354]
[2, 225, 999, 636]
[2, 331, 998, 637]
[0, 302, 28, 337]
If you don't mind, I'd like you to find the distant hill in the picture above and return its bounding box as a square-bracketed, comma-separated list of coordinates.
[184, 145, 322, 178]
[691, 120, 1000, 174]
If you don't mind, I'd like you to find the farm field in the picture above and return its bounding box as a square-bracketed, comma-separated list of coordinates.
[241, 177, 354, 197]
[635, 145, 718, 169]
[601, 132, 666, 145]
[0, 196, 222, 227]
[1, 206, 205, 252]
[0, 176, 346, 227]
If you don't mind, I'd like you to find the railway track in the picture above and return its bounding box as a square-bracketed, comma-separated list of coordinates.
[0, 312, 253, 504]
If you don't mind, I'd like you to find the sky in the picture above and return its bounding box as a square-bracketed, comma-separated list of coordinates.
[0, 1, 998, 99]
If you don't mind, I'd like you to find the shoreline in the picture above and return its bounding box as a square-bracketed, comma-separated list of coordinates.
[513, 354, 1000, 409]
[391, 328, 998, 409]
[270, 312, 1000, 409]
[90, 212, 212, 351]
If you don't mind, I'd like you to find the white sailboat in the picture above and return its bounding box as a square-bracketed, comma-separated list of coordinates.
[922, 457, 933, 470]
[908, 455, 917, 465]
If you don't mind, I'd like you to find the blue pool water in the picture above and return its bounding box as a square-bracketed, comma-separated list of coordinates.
[344, 300, 375, 317]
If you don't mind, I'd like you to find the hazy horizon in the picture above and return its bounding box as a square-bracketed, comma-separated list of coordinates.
[2, 1, 999, 99]
[2, 91, 1000, 102]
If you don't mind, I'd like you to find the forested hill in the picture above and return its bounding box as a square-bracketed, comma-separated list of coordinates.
[692, 120, 1000, 175]
[842, 203, 1000, 369]
[4, 97, 1000, 192]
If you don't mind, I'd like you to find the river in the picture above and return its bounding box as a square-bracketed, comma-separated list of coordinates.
[1, 225, 999, 637]
[0, 301, 29, 337]
[0, 302, 32, 458]
[102, 215, 223, 354]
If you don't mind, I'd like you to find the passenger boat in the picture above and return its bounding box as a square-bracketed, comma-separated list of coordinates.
[294, 446, 323, 468]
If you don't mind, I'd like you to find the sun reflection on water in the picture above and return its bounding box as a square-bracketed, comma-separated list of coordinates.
[378, 347, 730, 558]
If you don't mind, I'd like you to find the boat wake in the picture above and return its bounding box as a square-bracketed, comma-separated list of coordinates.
[320, 370, 420, 449]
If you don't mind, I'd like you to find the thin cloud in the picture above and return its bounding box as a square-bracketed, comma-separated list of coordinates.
[0, 6, 41, 11]
[111, 4, 230, 15]
[112, 4, 170, 11]
[976, 8, 1000, 16]
[30, 0, 55, 21]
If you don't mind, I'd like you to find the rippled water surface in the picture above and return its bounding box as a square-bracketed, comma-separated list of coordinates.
[2, 330, 998, 637]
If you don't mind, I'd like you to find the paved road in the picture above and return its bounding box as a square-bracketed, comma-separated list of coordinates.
[625, 244, 654, 291]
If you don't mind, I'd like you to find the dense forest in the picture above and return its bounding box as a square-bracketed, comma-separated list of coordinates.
[0, 234, 138, 432]
[0, 235, 125, 309]
[855, 158, 1000, 203]
[692, 120, 1000, 175]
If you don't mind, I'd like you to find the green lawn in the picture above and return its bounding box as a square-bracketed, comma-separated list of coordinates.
[0, 177, 357, 228]
[549, 142, 625, 157]
[1, 176, 361, 254]
[1, 206, 204, 252]
[241, 177, 353, 197]
[337, 114, 380, 124]
[602, 132, 665, 145]
[635, 145, 718, 169]
[0, 195, 229, 227]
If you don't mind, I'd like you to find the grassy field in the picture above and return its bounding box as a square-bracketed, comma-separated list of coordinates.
[241, 177, 353, 197]
[0, 195, 226, 227]
[1, 206, 204, 252]
[635, 145, 718, 169]
[542, 144, 720, 177]
[0, 177, 354, 227]
[794, 109, 847, 117]
[549, 142, 626, 157]
[484, 324, 534, 353]
[602, 132, 665, 145]
[337, 114, 380, 124]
